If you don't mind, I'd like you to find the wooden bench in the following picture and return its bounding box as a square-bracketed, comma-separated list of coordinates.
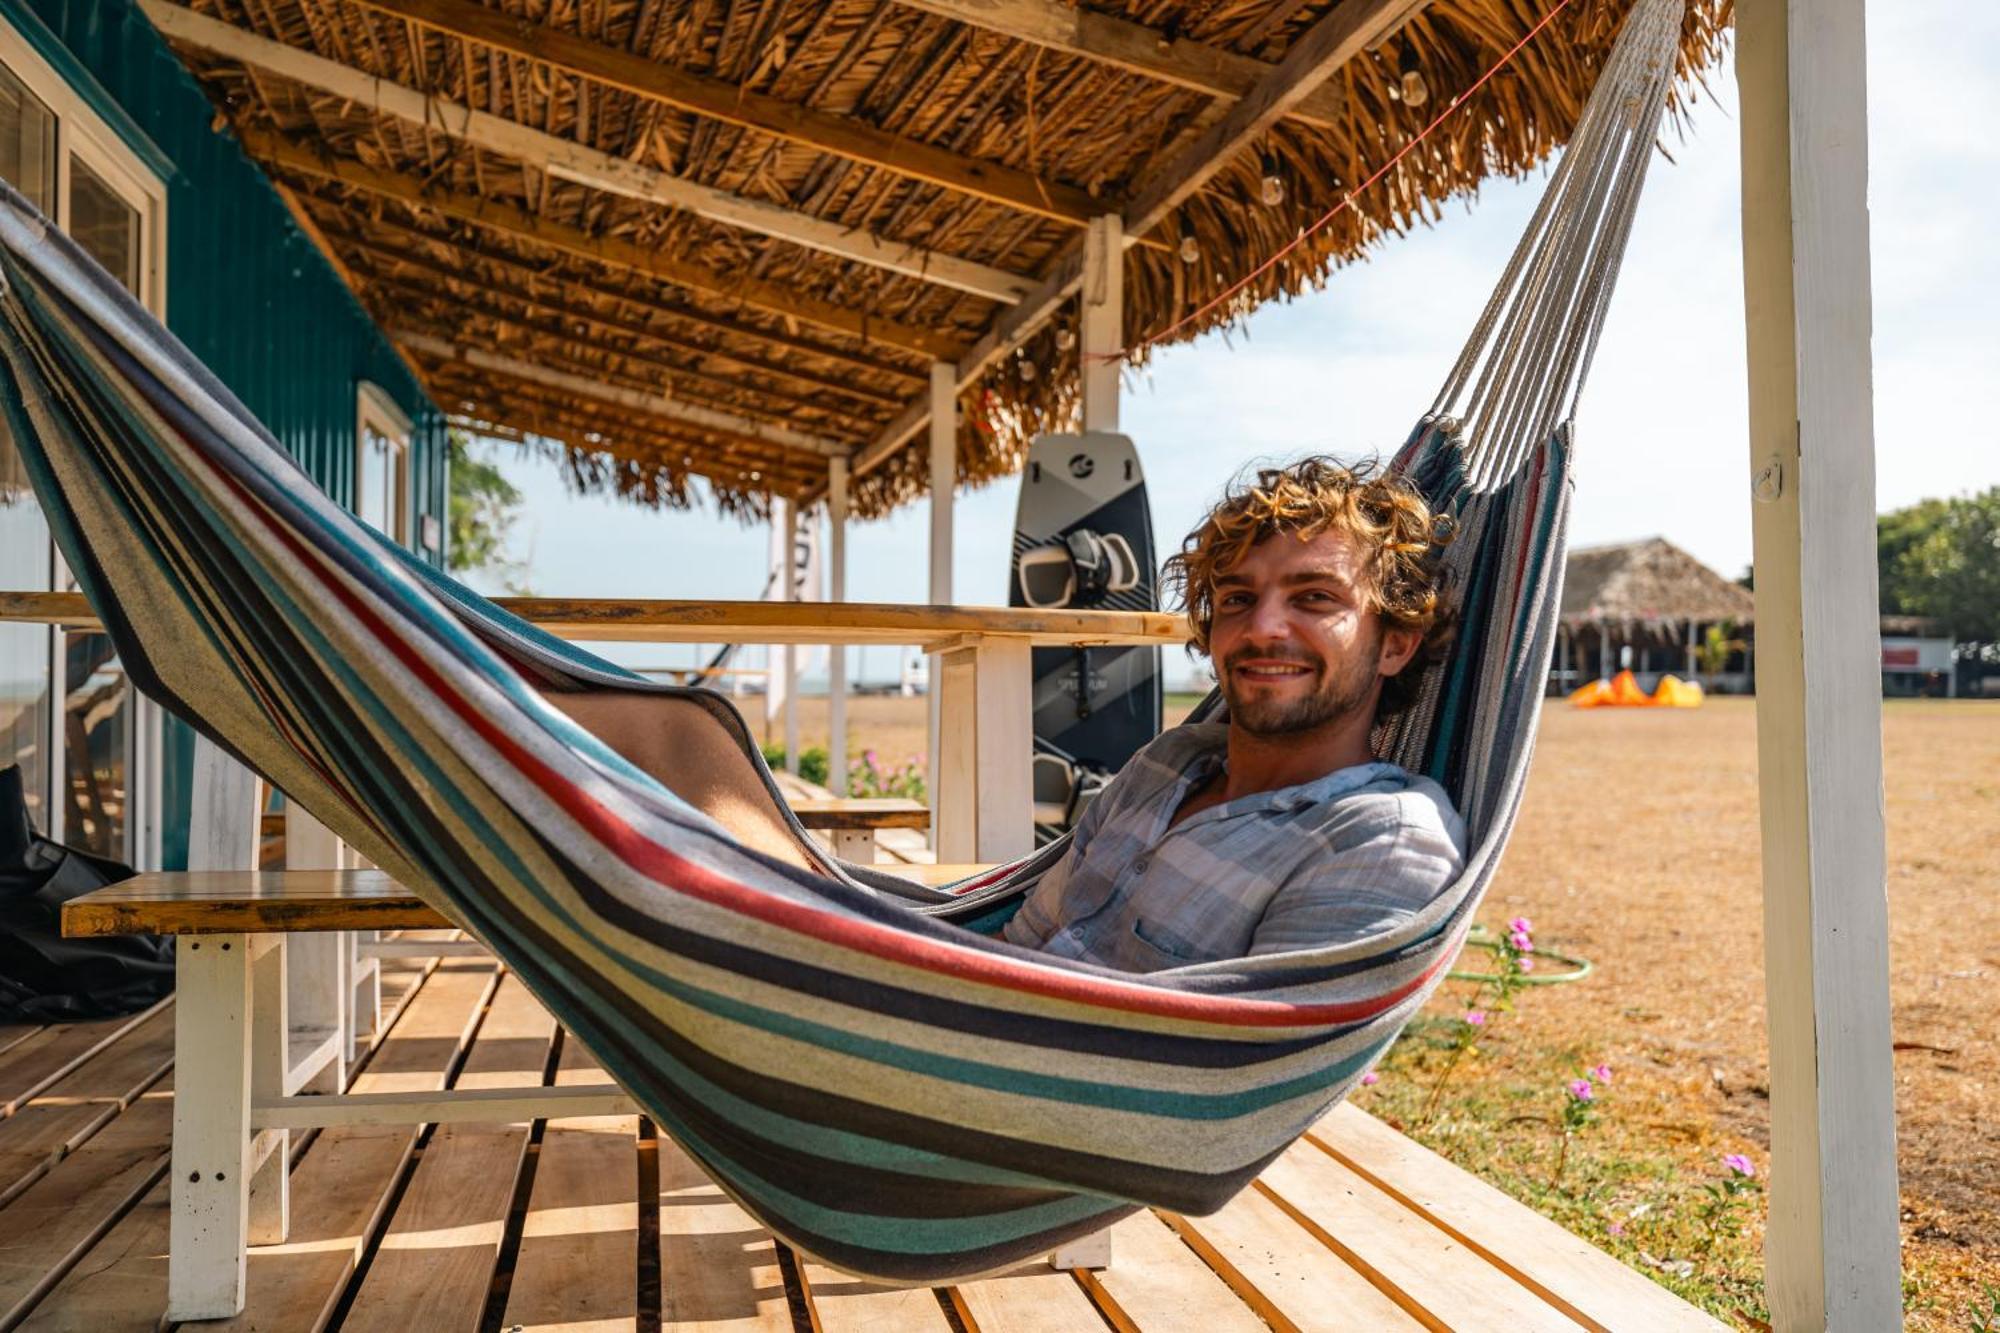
[789, 795, 930, 860]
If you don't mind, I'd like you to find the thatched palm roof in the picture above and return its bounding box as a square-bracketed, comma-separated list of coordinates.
[1562, 536, 1754, 629]
[145, 0, 1729, 518]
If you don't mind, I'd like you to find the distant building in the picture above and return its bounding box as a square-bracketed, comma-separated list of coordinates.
[1878, 615, 1959, 698]
[1557, 538, 1755, 694]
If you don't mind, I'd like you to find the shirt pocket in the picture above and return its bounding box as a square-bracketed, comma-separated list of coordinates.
[1129, 915, 1208, 967]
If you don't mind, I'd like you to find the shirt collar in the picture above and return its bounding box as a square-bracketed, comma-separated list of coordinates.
[1169, 722, 1400, 815]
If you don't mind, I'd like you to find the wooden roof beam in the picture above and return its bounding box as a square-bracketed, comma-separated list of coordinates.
[1122, 0, 1430, 238]
[892, 0, 1346, 131]
[327, 228, 903, 409]
[348, 0, 1147, 240]
[139, 0, 1034, 306]
[239, 128, 966, 361]
[396, 332, 852, 459]
[353, 267, 884, 433]
[856, 0, 1431, 479]
[305, 204, 923, 386]
[438, 381, 826, 496]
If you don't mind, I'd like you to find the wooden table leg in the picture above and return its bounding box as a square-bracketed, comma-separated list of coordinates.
[169, 932, 252, 1320]
[935, 640, 1034, 864]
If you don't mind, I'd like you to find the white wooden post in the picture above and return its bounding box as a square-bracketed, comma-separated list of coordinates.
[828, 456, 850, 798]
[1080, 214, 1123, 433]
[1737, 2, 1902, 1327]
[172, 736, 257, 1319]
[934, 640, 1034, 864]
[783, 500, 801, 774]
[927, 363, 956, 847]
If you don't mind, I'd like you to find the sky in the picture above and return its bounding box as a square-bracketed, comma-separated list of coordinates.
[462, 4, 2000, 690]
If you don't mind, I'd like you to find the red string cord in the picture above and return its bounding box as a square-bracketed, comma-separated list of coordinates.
[1086, 0, 1580, 366]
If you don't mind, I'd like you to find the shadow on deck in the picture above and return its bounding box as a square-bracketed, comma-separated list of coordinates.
[0, 943, 1726, 1332]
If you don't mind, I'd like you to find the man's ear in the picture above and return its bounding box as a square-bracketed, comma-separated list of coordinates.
[1377, 623, 1422, 679]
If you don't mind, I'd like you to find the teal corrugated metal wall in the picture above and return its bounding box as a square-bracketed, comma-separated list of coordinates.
[4, 0, 449, 868]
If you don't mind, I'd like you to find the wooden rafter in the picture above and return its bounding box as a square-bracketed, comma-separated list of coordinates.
[855, 0, 1431, 477]
[396, 331, 852, 459]
[347, 0, 1131, 235]
[891, 0, 1347, 131]
[351, 267, 883, 433]
[238, 128, 967, 360]
[330, 229, 902, 410]
[304, 204, 924, 386]
[140, 0, 1034, 305]
[1122, 0, 1429, 238]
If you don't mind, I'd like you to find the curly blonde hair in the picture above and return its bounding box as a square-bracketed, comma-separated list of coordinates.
[1162, 456, 1457, 719]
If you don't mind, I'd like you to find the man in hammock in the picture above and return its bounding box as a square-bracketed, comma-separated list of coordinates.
[1003, 457, 1466, 971]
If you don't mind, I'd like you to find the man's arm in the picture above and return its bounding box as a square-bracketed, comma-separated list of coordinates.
[1000, 772, 1118, 948]
[1248, 802, 1466, 956]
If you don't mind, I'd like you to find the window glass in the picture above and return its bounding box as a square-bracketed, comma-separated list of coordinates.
[0, 428, 51, 831]
[68, 155, 141, 293]
[0, 63, 55, 829]
[358, 423, 405, 542]
[0, 62, 53, 212]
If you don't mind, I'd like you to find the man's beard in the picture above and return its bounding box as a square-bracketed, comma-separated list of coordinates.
[1220, 631, 1382, 737]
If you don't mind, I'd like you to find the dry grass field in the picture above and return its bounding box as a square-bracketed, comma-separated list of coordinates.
[775, 691, 1997, 1327]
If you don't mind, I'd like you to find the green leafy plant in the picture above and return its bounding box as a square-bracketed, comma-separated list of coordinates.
[760, 743, 829, 787]
[1968, 1284, 2000, 1333]
[1419, 916, 1538, 1125]
[1696, 1154, 1761, 1251]
[1552, 1062, 1612, 1185]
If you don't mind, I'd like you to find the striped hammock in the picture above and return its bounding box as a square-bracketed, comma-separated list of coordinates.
[0, 0, 1682, 1283]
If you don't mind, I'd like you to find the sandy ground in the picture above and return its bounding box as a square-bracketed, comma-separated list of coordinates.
[776, 691, 1997, 1319]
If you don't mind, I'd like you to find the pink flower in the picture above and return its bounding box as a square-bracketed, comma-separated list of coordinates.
[1463, 1010, 1487, 1027]
[1568, 1078, 1595, 1102]
[1509, 930, 1535, 952]
[1722, 1153, 1756, 1178]
[1360, 1071, 1379, 1086]
[1607, 1220, 1626, 1237]
[1590, 1063, 1613, 1084]
[1517, 957, 1536, 973]
[1509, 916, 1533, 934]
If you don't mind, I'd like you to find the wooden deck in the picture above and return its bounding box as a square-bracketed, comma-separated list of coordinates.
[0, 945, 1727, 1332]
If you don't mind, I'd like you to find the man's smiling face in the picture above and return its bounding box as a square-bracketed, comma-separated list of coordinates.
[1209, 527, 1420, 738]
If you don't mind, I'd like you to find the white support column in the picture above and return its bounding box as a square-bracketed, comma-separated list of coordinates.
[927, 363, 957, 846]
[934, 640, 1034, 864]
[828, 457, 851, 798]
[783, 500, 801, 773]
[1080, 214, 1123, 433]
[172, 735, 257, 1319]
[1737, 3, 1902, 1329]
[284, 806, 359, 1087]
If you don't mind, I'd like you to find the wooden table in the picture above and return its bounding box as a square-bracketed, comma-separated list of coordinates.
[0, 590, 1183, 863]
[790, 796, 930, 859]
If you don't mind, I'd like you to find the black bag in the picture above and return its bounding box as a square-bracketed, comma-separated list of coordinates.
[0, 765, 173, 1021]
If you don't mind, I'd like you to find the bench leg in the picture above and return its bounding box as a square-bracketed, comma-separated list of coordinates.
[170, 933, 252, 1320]
[247, 935, 289, 1245]
[1051, 1228, 1114, 1271]
[831, 829, 877, 863]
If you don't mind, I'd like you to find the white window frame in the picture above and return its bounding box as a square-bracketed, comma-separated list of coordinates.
[356, 380, 413, 547]
[2, 15, 168, 868]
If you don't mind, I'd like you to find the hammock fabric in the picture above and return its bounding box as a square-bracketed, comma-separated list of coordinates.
[0, 0, 1682, 1283]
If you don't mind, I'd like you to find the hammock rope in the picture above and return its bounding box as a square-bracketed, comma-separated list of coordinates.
[0, 0, 1683, 1285]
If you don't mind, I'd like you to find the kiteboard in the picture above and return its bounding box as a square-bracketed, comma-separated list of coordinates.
[1009, 431, 1162, 841]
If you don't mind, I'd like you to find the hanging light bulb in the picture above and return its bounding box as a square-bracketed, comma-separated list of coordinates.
[1017, 356, 1038, 383]
[1054, 321, 1076, 351]
[1398, 41, 1430, 110]
[1259, 154, 1286, 207]
[1178, 224, 1200, 266]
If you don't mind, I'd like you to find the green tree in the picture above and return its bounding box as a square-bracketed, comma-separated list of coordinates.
[1877, 489, 2000, 649]
[447, 430, 531, 592]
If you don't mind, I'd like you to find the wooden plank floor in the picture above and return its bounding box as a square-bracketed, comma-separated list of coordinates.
[0, 955, 1728, 1332]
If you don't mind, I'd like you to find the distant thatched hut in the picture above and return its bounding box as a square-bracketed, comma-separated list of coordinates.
[1557, 537, 1755, 693]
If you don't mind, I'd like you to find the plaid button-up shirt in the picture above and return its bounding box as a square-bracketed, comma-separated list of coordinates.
[1002, 722, 1466, 972]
